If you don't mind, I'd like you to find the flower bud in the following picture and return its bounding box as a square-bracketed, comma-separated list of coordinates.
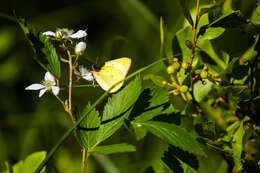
[75, 42, 86, 55]
[167, 65, 175, 74]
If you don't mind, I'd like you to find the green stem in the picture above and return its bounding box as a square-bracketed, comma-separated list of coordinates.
[34, 56, 173, 173]
[73, 84, 99, 88]
[0, 12, 17, 23]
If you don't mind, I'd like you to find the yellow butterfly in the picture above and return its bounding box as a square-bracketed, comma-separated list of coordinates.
[92, 57, 132, 93]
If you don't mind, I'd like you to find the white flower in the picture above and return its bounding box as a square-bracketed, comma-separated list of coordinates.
[75, 42, 86, 55]
[42, 31, 56, 37]
[74, 65, 94, 81]
[42, 28, 87, 39]
[25, 72, 60, 97]
[68, 30, 87, 39]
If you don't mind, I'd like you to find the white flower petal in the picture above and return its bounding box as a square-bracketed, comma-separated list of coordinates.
[39, 88, 48, 97]
[44, 72, 56, 84]
[51, 86, 60, 95]
[75, 42, 86, 54]
[43, 31, 56, 37]
[69, 30, 87, 38]
[25, 84, 45, 90]
[82, 72, 94, 81]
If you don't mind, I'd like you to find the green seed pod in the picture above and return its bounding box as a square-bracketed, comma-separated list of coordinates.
[185, 40, 193, 49]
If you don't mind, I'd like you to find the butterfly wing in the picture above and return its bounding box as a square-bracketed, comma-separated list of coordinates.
[92, 66, 125, 93]
[104, 57, 131, 76]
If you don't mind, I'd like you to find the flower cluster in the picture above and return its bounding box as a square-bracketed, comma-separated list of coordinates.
[43, 28, 87, 55]
[26, 27, 92, 98]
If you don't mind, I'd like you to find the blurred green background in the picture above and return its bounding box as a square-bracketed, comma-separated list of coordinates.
[0, 0, 258, 173]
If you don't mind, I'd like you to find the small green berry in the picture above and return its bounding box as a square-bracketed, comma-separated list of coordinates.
[161, 81, 167, 86]
[173, 62, 180, 70]
[172, 89, 180, 95]
[182, 62, 189, 69]
[203, 65, 208, 71]
[213, 73, 219, 78]
[180, 85, 188, 93]
[167, 65, 175, 74]
[173, 57, 178, 62]
[200, 71, 208, 79]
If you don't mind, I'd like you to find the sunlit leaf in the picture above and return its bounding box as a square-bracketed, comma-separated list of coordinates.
[193, 79, 213, 103]
[97, 76, 142, 142]
[140, 121, 206, 156]
[12, 151, 46, 173]
[89, 143, 136, 155]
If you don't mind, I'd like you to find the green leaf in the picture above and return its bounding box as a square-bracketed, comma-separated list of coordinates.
[131, 87, 169, 123]
[250, 2, 260, 25]
[17, 19, 61, 79]
[179, 0, 194, 26]
[75, 103, 100, 149]
[140, 121, 205, 156]
[241, 35, 259, 63]
[94, 155, 120, 173]
[174, 26, 193, 62]
[97, 76, 142, 142]
[162, 145, 198, 173]
[209, 11, 246, 28]
[89, 143, 136, 155]
[232, 121, 245, 172]
[193, 79, 213, 103]
[143, 74, 166, 87]
[13, 151, 46, 173]
[199, 27, 225, 40]
[0, 161, 11, 173]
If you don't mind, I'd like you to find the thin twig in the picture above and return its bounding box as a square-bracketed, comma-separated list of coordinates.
[67, 50, 76, 123]
[81, 148, 87, 173]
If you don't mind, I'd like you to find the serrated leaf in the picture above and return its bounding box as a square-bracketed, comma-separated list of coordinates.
[199, 27, 225, 40]
[17, 19, 61, 79]
[162, 145, 198, 173]
[97, 76, 142, 142]
[75, 103, 100, 149]
[139, 121, 205, 156]
[13, 151, 46, 173]
[131, 87, 169, 123]
[179, 0, 194, 26]
[193, 79, 213, 103]
[89, 143, 136, 155]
